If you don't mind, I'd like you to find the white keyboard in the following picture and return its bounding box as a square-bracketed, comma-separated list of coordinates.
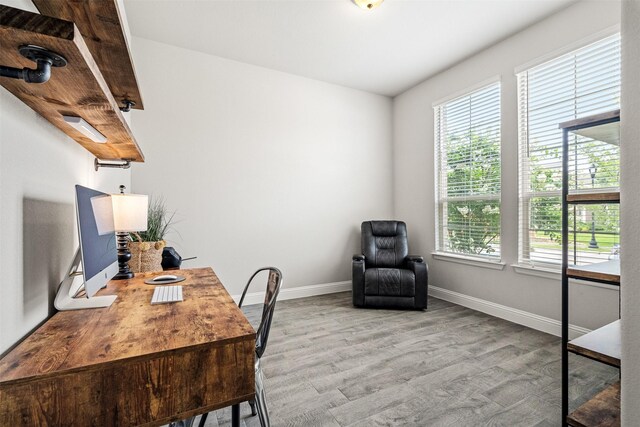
[151, 285, 183, 304]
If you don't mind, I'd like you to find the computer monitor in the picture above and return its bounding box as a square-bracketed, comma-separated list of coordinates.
[76, 185, 118, 297]
[54, 185, 119, 310]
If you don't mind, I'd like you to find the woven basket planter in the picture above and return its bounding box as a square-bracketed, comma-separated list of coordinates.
[129, 240, 166, 273]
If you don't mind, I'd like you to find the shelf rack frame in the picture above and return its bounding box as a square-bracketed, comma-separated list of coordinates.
[560, 110, 621, 425]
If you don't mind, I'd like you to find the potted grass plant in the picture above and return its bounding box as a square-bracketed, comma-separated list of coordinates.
[128, 197, 175, 273]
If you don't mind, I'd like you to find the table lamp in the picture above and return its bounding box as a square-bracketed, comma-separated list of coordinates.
[111, 185, 148, 280]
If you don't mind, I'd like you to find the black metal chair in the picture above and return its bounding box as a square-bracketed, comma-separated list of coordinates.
[352, 220, 428, 309]
[197, 267, 283, 427]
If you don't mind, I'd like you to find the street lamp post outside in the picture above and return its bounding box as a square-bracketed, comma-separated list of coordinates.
[588, 163, 599, 249]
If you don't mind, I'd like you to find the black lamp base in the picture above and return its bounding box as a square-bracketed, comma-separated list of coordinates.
[113, 270, 134, 280]
[114, 231, 134, 280]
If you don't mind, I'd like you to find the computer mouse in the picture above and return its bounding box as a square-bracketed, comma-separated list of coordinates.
[152, 274, 178, 282]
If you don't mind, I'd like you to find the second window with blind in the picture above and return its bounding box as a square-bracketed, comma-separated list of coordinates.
[434, 82, 501, 260]
[517, 33, 621, 268]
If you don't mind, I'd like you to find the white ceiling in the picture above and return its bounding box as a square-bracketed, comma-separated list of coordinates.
[124, 0, 577, 97]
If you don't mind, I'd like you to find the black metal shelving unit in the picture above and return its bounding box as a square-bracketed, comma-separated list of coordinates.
[560, 110, 621, 427]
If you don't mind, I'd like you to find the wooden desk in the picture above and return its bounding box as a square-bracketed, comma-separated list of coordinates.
[0, 267, 255, 426]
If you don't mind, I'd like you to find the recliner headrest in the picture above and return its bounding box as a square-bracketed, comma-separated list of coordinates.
[369, 220, 406, 237]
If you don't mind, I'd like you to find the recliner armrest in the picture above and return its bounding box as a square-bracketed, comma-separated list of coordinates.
[406, 256, 428, 310]
[353, 254, 365, 262]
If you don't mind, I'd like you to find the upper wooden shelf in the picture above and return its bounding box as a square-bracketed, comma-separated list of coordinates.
[567, 259, 620, 285]
[568, 320, 620, 367]
[567, 381, 620, 427]
[0, 5, 143, 161]
[567, 192, 620, 204]
[33, 0, 144, 111]
[559, 110, 620, 130]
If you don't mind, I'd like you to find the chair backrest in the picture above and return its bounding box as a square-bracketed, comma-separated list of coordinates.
[238, 267, 283, 359]
[361, 221, 409, 268]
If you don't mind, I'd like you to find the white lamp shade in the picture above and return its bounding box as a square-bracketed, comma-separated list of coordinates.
[111, 193, 149, 232]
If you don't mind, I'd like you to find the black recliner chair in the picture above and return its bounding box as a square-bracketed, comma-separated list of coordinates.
[352, 220, 428, 309]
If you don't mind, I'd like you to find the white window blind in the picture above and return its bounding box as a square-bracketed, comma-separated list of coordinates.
[517, 34, 621, 268]
[435, 82, 501, 259]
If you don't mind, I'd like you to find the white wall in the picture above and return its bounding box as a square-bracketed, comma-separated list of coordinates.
[621, 0, 640, 424]
[393, 0, 621, 330]
[0, 0, 132, 354]
[130, 37, 393, 296]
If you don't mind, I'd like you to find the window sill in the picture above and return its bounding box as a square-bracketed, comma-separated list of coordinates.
[512, 263, 620, 291]
[431, 252, 505, 270]
[512, 263, 560, 280]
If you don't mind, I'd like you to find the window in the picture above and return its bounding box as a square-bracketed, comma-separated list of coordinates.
[434, 82, 501, 260]
[517, 34, 621, 267]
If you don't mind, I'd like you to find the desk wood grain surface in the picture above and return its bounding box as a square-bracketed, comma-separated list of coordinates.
[0, 267, 255, 426]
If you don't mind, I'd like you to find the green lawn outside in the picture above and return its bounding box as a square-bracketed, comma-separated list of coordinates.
[532, 231, 619, 252]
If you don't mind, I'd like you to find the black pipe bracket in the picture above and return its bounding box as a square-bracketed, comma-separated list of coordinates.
[0, 45, 67, 84]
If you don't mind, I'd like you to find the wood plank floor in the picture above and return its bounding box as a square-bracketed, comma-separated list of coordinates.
[194, 293, 618, 427]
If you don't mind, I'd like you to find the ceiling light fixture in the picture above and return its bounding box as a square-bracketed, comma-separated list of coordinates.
[353, 0, 384, 11]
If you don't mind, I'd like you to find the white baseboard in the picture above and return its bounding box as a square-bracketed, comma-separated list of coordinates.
[232, 280, 351, 306]
[428, 285, 590, 339]
[232, 280, 589, 339]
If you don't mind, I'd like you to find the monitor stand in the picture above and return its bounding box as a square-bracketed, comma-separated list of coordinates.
[54, 248, 117, 311]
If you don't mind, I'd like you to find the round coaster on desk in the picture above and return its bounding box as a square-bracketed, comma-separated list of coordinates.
[144, 275, 186, 285]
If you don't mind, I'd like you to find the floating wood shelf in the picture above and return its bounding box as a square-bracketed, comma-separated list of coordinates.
[33, 0, 143, 111]
[568, 320, 620, 367]
[567, 260, 620, 284]
[0, 5, 143, 161]
[567, 192, 620, 204]
[567, 381, 620, 427]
